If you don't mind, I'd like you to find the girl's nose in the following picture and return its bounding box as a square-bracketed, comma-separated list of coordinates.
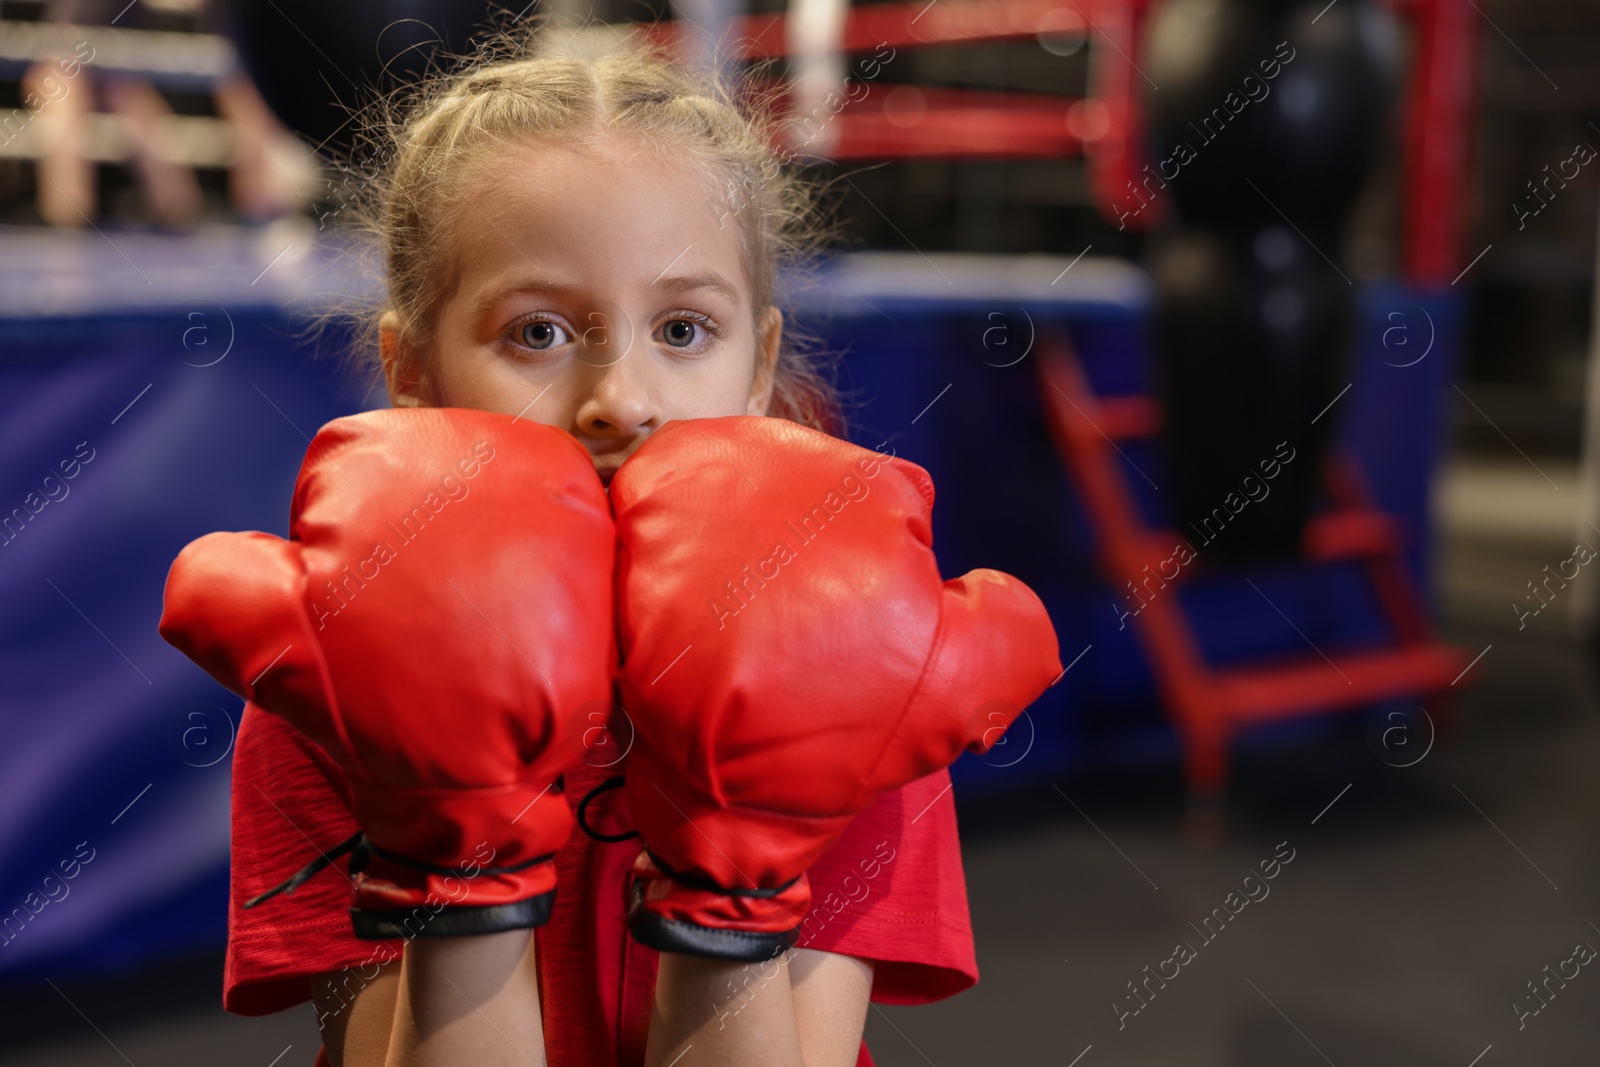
[576, 344, 660, 440]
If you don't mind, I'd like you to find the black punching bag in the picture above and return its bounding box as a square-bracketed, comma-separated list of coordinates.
[219, 0, 503, 156]
[1141, 0, 1399, 558]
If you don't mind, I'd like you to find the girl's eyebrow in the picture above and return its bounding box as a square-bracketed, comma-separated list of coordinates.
[472, 271, 743, 318]
[652, 271, 743, 308]
[471, 277, 577, 318]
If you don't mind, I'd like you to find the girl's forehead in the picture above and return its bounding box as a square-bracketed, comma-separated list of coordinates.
[472, 134, 696, 199]
[468, 139, 721, 226]
[451, 141, 750, 301]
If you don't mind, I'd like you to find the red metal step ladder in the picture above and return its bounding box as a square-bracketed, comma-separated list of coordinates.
[1036, 331, 1477, 801]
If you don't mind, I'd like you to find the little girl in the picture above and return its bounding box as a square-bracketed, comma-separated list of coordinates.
[223, 30, 979, 1067]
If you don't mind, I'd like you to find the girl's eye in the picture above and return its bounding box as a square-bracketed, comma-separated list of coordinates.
[517, 319, 570, 351]
[660, 315, 716, 350]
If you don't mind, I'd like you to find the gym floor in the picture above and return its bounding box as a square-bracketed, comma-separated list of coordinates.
[2, 450, 1593, 1066]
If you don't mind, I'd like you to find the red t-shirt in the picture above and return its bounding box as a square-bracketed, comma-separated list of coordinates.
[225, 702, 978, 1066]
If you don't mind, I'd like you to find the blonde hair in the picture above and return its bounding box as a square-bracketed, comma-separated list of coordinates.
[332, 22, 847, 436]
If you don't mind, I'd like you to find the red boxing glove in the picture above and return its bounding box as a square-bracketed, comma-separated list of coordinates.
[159, 408, 615, 939]
[612, 416, 1062, 960]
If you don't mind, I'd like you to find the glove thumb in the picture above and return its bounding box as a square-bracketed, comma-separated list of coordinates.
[160, 531, 337, 752]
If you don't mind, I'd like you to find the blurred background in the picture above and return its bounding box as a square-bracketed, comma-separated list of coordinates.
[2, 0, 1598, 1063]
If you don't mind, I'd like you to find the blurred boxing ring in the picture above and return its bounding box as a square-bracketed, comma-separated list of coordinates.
[0, 0, 1477, 986]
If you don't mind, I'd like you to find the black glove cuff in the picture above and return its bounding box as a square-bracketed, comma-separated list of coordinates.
[351, 890, 556, 940]
[626, 877, 798, 962]
[628, 908, 797, 962]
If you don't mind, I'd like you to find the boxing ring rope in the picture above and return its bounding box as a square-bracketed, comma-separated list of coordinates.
[646, 0, 1476, 286]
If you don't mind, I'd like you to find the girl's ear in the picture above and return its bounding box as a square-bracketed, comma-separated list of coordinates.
[747, 305, 782, 416]
[379, 311, 434, 408]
